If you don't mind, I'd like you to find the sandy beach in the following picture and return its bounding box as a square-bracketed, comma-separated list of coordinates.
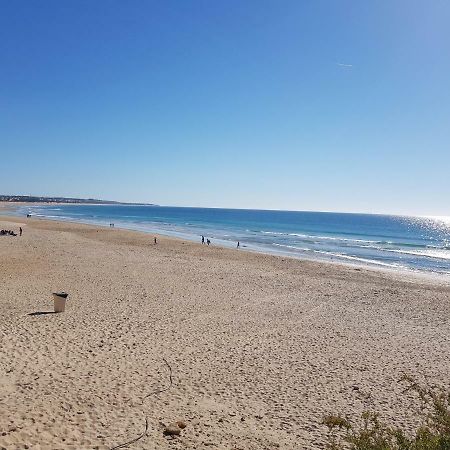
[1, 212, 449, 450]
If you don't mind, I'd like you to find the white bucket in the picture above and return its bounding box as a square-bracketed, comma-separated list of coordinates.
[53, 292, 68, 313]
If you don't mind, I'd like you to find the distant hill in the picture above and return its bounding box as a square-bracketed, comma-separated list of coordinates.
[0, 195, 154, 205]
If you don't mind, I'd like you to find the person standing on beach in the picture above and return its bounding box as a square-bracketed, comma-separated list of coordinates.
[19, 227, 22, 236]
[207, 239, 210, 246]
[237, 241, 240, 248]
[154, 237, 157, 244]
[201, 235, 205, 244]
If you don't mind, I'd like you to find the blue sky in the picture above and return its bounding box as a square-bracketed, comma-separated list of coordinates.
[1, 1, 449, 215]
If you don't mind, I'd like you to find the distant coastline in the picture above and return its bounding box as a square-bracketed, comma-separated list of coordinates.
[0, 195, 155, 206]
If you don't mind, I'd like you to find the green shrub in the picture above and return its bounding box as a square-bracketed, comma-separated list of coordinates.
[322, 375, 450, 450]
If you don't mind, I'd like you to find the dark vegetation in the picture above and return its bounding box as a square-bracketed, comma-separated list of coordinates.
[0, 195, 153, 205]
[323, 375, 450, 450]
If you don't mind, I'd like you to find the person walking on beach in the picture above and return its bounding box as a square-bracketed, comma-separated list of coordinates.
[207, 239, 210, 246]
[201, 235, 205, 244]
[237, 241, 240, 249]
[19, 227, 22, 236]
[154, 237, 157, 244]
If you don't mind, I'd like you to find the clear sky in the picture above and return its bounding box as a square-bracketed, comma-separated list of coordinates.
[1, 1, 449, 215]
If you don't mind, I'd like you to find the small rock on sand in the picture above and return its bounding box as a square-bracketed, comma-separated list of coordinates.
[164, 423, 182, 436]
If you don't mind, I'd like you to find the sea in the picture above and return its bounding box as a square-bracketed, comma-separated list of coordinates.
[12, 204, 450, 276]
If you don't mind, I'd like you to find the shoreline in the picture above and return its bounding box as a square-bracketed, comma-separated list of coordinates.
[2, 203, 449, 287]
[1, 212, 450, 448]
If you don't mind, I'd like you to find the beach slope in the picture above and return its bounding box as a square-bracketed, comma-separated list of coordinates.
[1, 216, 449, 449]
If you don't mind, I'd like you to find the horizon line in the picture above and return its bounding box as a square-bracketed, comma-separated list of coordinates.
[2, 195, 448, 219]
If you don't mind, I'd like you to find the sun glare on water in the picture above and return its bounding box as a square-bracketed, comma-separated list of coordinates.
[425, 216, 450, 227]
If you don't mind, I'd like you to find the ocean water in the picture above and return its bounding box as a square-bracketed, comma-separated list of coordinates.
[14, 204, 450, 275]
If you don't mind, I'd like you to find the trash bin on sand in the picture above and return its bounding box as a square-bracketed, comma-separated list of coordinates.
[53, 292, 68, 312]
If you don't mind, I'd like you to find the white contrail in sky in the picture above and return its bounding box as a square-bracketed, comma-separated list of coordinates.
[337, 63, 353, 68]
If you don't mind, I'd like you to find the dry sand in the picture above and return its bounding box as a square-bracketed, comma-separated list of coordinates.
[1, 212, 449, 450]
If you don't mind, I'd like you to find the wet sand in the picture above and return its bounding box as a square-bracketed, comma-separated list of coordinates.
[1, 213, 449, 449]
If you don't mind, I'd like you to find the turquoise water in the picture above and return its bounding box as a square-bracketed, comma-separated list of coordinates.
[15, 204, 450, 275]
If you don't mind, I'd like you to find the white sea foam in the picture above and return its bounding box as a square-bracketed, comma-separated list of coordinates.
[290, 233, 381, 244]
[33, 214, 72, 219]
[261, 230, 385, 245]
[272, 243, 311, 252]
[313, 251, 404, 268]
[272, 243, 405, 268]
[382, 248, 450, 260]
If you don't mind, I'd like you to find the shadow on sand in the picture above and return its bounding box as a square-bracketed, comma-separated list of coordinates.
[28, 311, 58, 316]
